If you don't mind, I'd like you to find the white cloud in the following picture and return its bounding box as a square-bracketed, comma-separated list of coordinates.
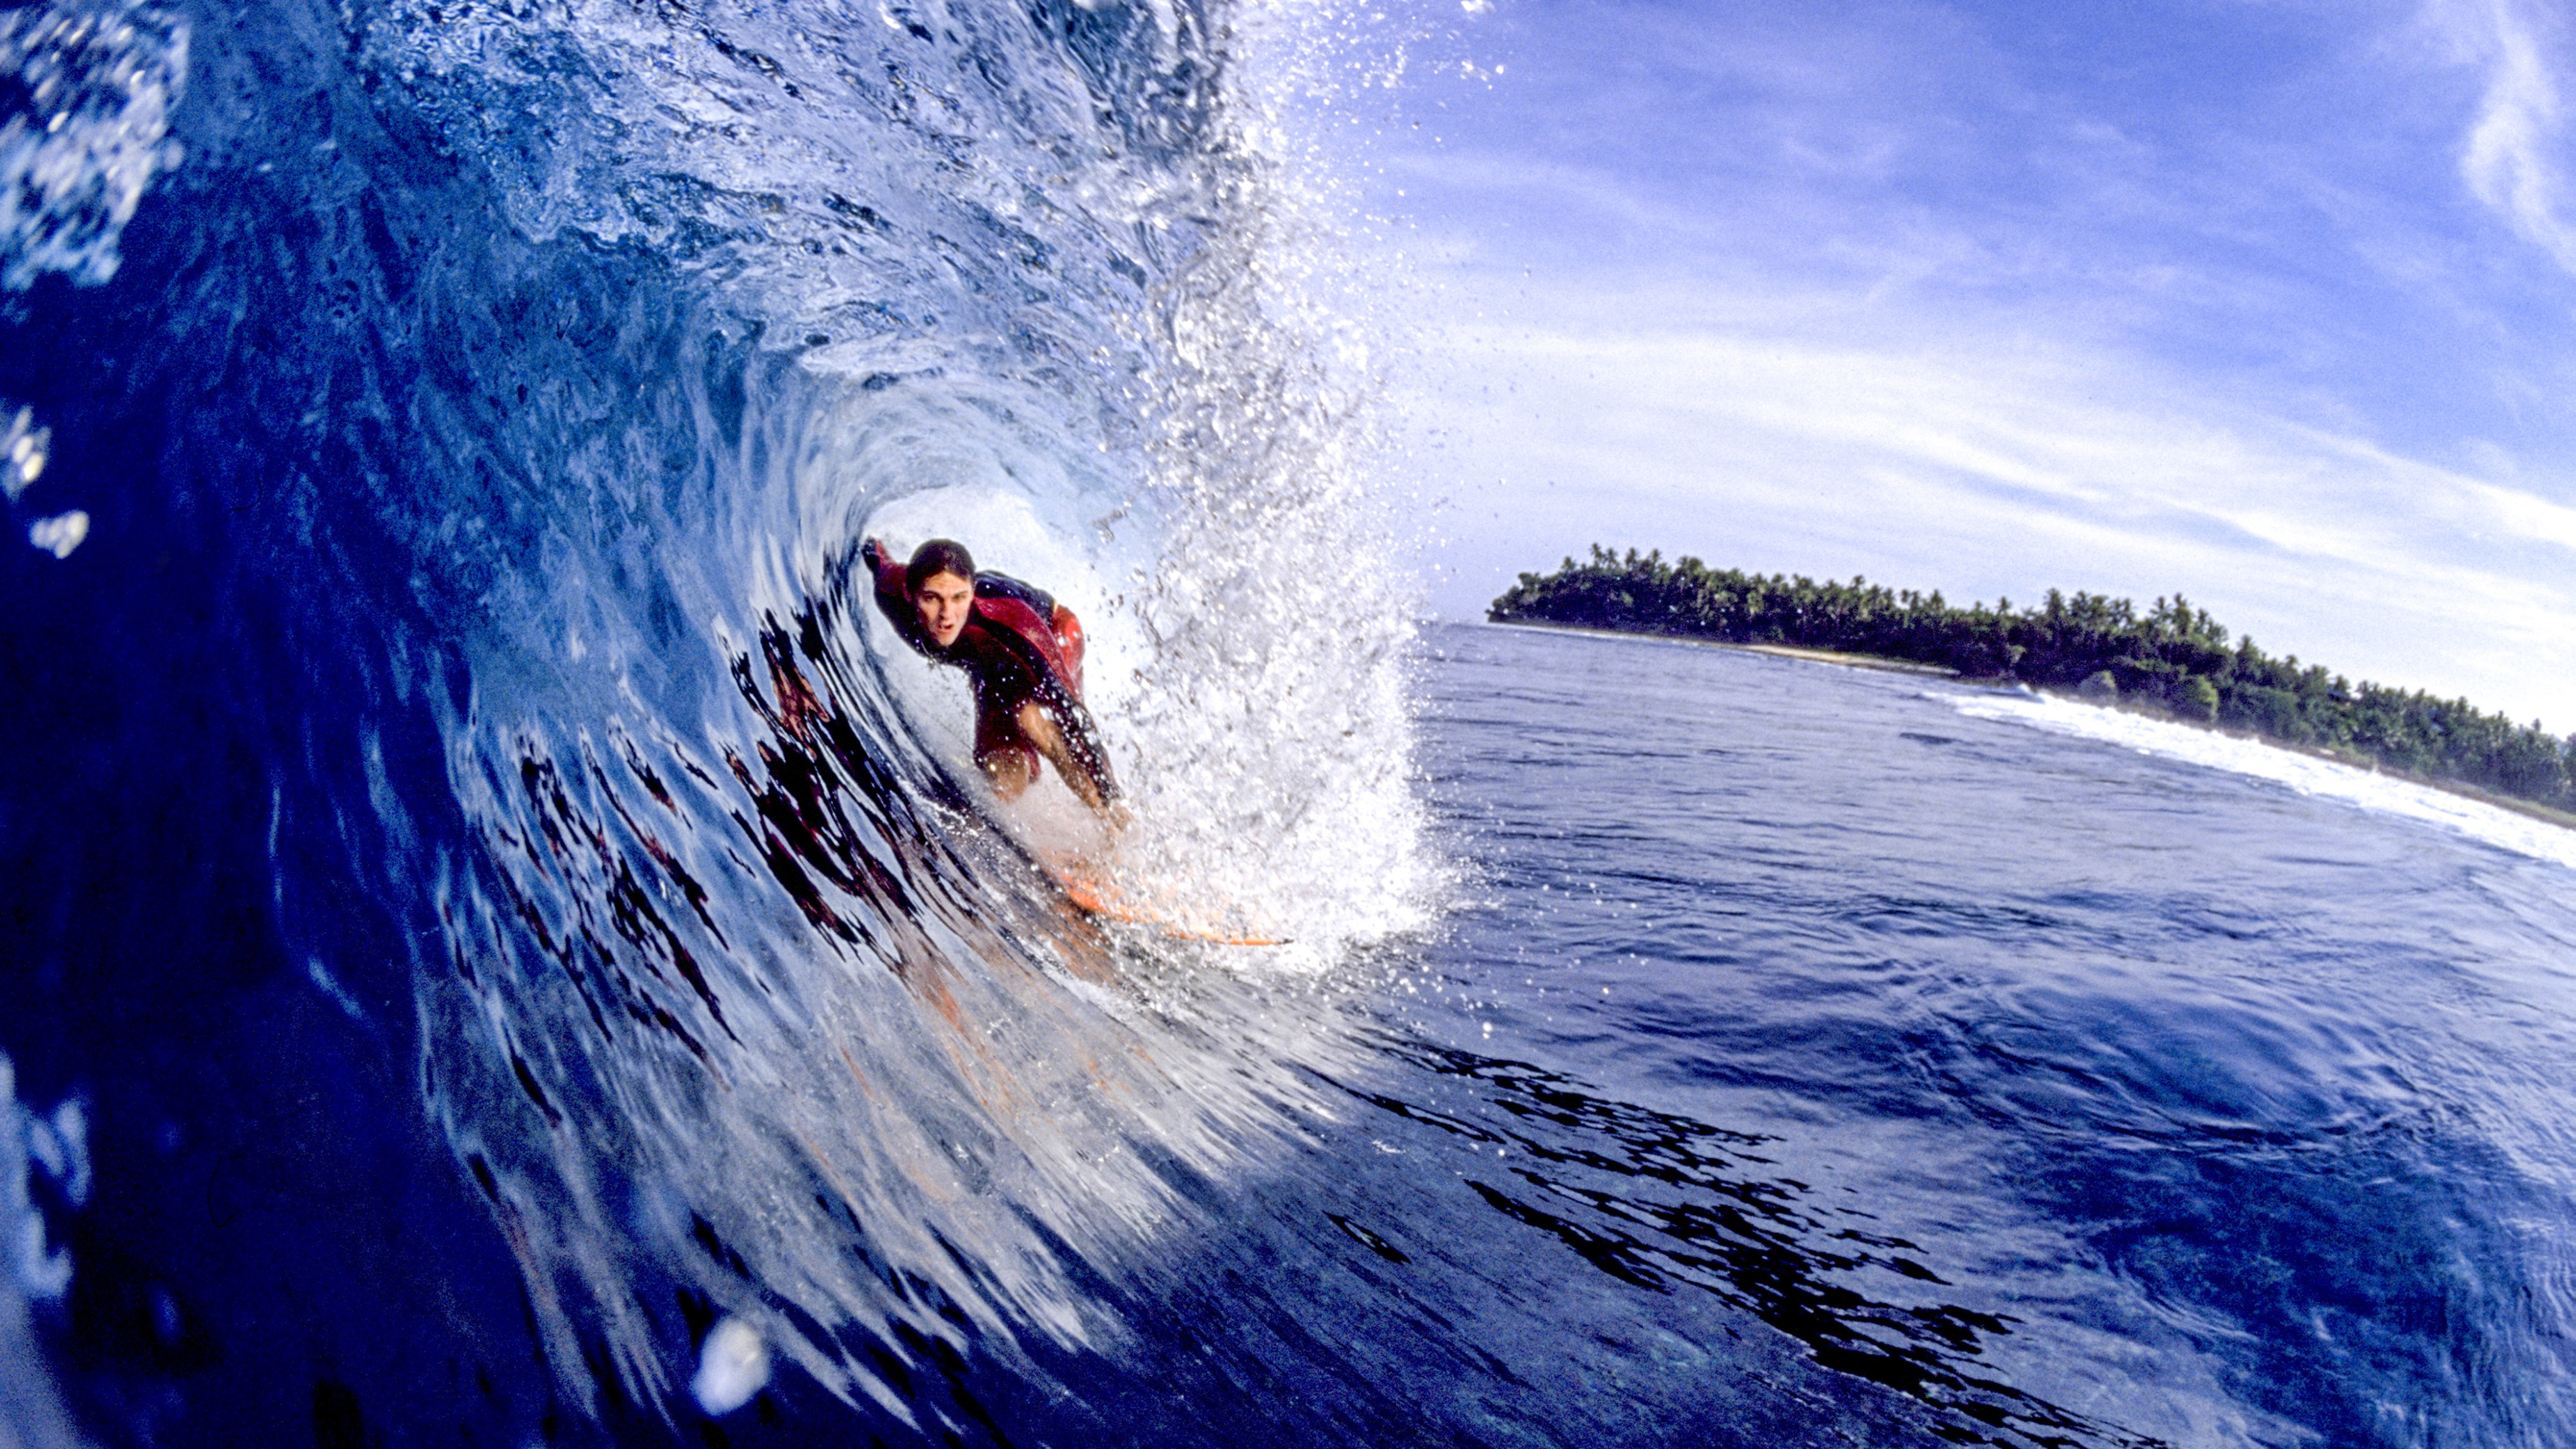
[2473, 476, 2576, 550]
[2451, 0, 2576, 271]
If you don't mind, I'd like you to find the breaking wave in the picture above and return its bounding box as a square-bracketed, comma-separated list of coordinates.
[3, 0, 1433, 1434]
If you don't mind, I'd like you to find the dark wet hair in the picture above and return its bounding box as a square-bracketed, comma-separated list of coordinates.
[905, 539, 976, 594]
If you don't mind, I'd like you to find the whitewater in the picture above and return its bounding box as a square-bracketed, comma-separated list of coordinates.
[8, 0, 2576, 1445]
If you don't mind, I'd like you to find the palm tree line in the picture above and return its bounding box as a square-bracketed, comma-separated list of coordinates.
[1490, 546, 2573, 813]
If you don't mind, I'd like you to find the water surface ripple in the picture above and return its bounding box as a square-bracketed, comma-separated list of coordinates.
[1391, 622, 2576, 1448]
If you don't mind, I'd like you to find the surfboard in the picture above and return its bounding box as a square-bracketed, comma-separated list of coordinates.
[1047, 862, 1288, 947]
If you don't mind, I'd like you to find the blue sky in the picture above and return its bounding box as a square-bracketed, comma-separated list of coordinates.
[1320, 0, 2576, 728]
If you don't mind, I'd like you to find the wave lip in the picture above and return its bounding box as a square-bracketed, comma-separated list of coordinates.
[1947, 688, 2576, 870]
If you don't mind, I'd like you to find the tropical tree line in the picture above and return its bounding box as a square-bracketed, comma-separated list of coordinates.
[1490, 546, 2575, 813]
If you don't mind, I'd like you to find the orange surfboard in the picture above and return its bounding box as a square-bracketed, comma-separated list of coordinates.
[1048, 863, 1288, 947]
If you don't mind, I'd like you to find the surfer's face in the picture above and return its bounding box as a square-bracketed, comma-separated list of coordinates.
[913, 571, 974, 648]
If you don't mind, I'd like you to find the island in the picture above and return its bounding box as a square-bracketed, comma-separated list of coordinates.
[1490, 546, 2576, 822]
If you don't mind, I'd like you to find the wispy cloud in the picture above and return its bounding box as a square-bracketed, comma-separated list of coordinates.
[2450, 0, 2576, 270]
[1407, 304, 2576, 726]
[1357, 0, 2576, 727]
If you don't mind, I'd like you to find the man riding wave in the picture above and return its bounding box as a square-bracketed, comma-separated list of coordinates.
[860, 536, 1121, 816]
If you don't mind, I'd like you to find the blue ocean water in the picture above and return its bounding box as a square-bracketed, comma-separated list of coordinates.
[1410, 623, 2576, 1448]
[8, 0, 2576, 1444]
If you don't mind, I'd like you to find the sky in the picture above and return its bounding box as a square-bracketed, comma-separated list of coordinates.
[1315, 0, 2576, 729]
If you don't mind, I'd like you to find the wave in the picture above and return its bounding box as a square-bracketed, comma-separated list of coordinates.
[1946, 688, 2576, 871]
[3, 0, 1432, 1432]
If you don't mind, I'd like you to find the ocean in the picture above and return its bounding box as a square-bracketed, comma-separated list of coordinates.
[6, 0, 2576, 1443]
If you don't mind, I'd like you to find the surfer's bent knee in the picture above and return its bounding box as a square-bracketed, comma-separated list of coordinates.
[978, 738, 1039, 799]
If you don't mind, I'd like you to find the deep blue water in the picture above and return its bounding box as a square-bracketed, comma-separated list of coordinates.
[1407, 623, 2576, 1448]
[8, 0, 2576, 1444]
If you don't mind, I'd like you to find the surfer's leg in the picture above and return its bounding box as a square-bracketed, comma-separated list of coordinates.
[979, 746, 1038, 800]
[973, 700, 1041, 801]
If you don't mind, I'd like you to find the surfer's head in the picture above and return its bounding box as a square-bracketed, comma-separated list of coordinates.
[906, 539, 977, 648]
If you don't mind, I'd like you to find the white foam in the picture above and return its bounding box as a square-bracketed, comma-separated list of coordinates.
[0, 1, 189, 290]
[1947, 689, 2576, 871]
[27, 510, 86, 558]
[0, 1052, 93, 1449]
[689, 1316, 769, 1416]
[3, 406, 49, 499]
[858, 480, 1436, 960]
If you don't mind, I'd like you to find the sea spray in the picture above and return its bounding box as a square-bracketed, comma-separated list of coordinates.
[1103, 3, 1433, 955]
[0, 0, 188, 289]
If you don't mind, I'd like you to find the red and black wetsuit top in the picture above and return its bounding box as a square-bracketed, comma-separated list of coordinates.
[861, 540, 1117, 800]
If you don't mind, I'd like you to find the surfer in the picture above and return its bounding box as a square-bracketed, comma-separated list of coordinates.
[860, 536, 1122, 816]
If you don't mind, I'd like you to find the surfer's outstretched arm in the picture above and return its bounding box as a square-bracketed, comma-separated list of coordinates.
[1012, 697, 1120, 815]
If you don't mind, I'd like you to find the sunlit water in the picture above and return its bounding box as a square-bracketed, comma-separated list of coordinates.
[7, 0, 2576, 1443]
